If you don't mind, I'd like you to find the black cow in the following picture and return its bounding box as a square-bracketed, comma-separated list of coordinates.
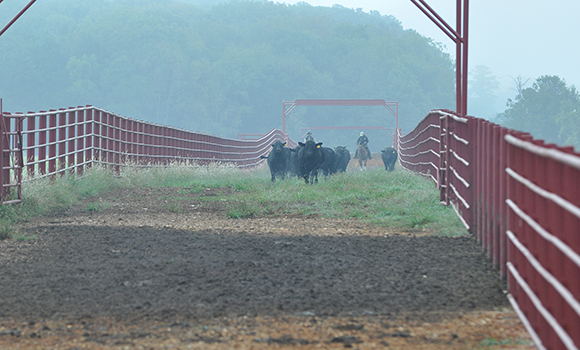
[260, 140, 288, 182]
[318, 147, 337, 177]
[296, 140, 325, 184]
[285, 146, 298, 177]
[381, 147, 398, 172]
[334, 146, 351, 173]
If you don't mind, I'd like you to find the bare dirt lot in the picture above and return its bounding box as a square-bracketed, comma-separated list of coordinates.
[0, 164, 534, 349]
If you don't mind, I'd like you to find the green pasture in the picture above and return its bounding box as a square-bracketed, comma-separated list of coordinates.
[0, 162, 468, 240]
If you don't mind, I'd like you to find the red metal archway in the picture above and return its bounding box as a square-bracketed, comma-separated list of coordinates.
[0, 0, 38, 37]
[411, 0, 469, 116]
[282, 99, 398, 137]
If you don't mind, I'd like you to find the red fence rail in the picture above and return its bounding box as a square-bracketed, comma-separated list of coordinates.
[3, 104, 579, 348]
[398, 109, 580, 350]
[0, 105, 297, 203]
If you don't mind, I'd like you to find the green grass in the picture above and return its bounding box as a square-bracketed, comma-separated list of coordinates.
[0, 162, 469, 240]
[86, 202, 111, 212]
[478, 337, 531, 348]
[223, 167, 467, 235]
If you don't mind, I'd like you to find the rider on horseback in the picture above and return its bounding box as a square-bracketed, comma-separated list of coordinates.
[304, 131, 316, 142]
[354, 132, 371, 159]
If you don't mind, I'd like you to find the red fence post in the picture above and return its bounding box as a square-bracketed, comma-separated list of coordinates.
[76, 107, 85, 175]
[104, 113, 110, 168]
[114, 115, 120, 174]
[439, 113, 448, 205]
[67, 108, 76, 175]
[145, 123, 152, 165]
[491, 124, 501, 266]
[467, 116, 476, 233]
[26, 114, 36, 179]
[48, 110, 57, 176]
[58, 109, 67, 175]
[480, 120, 488, 246]
[163, 126, 169, 164]
[498, 127, 509, 277]
[126, 119, 133, 165]
[0, 114, 4, 202]
[38, 112, 47, 176]
[156, 125, 162, 164]
[0, 114, 9, 200]
[85, 107, 93, 167]
[475, 118, 483, 243]
[138, 121, 145, 165]
[14, 115, 23, 201]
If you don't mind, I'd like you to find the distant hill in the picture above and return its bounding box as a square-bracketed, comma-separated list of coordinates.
[0, 0, 454, 144]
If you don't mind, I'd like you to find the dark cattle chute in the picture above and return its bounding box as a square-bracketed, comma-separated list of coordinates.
[260, 140, 289, 182]
[334, 146, 350, 173]
[296, 141, 325, 184]
[381, 147, 398, 172]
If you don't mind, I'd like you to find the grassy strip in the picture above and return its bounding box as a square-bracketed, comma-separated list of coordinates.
[223, 167, 467, 236]
[0, 162, 468, 240]
[0, 165, 118, 240]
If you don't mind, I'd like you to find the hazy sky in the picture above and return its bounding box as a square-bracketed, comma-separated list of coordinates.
[278, 0, 580, 103]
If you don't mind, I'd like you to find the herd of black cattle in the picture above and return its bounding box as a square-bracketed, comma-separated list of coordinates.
[261, 140, 399, 184]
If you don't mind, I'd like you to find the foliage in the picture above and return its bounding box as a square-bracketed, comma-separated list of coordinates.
[0, 165, 118, 240]
[168, 165, 467, 236]
[500, 75, 580, 148]
[468, 65, 500, 120]
[0, 0, 454, 144]
[0, 163, 468, 240]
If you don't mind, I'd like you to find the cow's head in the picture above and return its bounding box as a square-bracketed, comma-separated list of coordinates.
[271, 140, 286, 154]
[301, 141, 323, 157]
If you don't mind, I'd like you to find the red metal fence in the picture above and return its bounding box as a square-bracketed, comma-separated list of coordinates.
[398, 109, 580, 350]
[3, 104, 579, 348]
[0, 105, 296, 204]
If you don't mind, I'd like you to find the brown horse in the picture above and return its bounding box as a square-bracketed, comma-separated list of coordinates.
[357, 144, 369, 170]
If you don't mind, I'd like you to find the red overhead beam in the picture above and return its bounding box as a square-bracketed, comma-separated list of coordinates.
[410, 0, 469, 116]
[282, 99, 398, 135]
[290, 99, 393, 106]
[0, 0, 38, 37]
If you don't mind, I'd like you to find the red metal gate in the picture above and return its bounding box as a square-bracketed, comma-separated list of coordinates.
[282, 99, 399, 143]
[0, 108, 24, 204]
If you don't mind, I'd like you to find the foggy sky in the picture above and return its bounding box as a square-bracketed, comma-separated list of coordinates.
[3, 0, 579, 116]
[278, 0, 580, 113]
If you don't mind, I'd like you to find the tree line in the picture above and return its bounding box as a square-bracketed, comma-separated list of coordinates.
[498, 75, 580, 149]
[0, 0, 455, 146]
[4, 0, 574, 150]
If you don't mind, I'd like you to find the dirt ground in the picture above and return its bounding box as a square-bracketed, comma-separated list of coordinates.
[0, 160, 535, 349]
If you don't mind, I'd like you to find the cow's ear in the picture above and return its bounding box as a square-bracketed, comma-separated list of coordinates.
[283, 142, 287, 146]
[298, 142, 305, 146]
[316, 142, 323, 148]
